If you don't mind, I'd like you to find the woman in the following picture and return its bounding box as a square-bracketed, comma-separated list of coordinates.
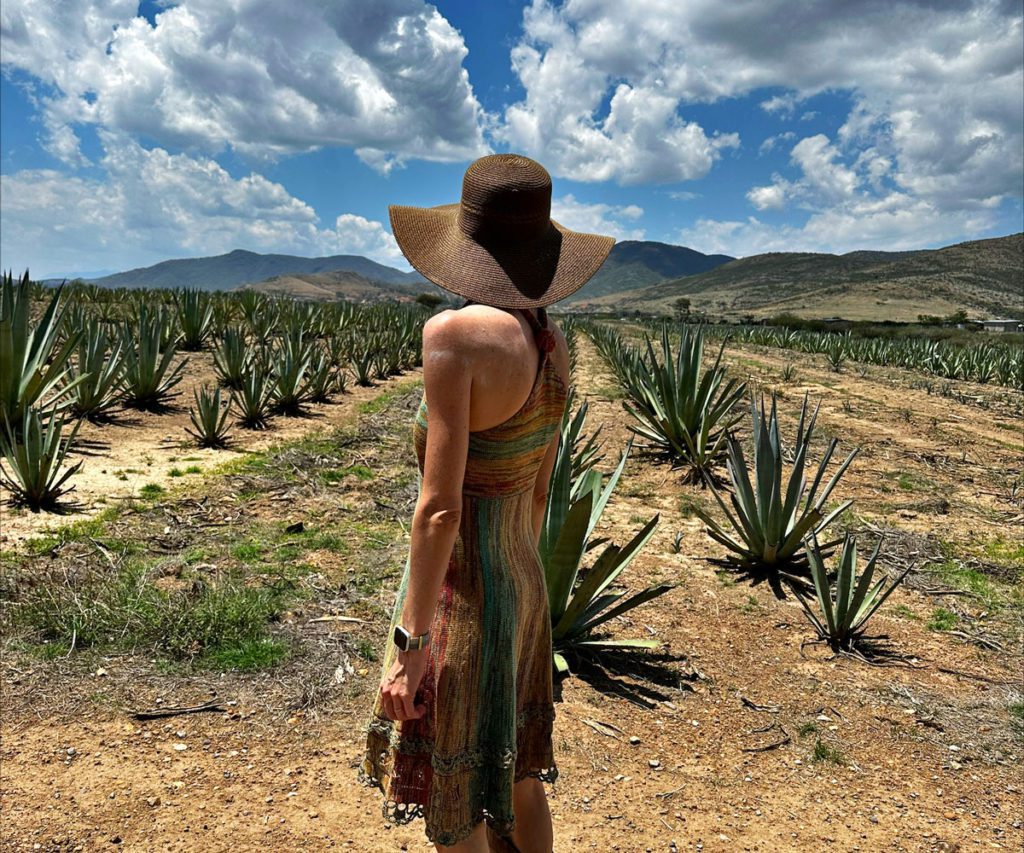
[356, 153, 615, 852]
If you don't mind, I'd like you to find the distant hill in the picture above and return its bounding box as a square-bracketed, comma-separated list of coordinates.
[565, 240, 733, 303]
[239, 269, 438, 302]
[585, 233, 1024, 321]
[45, 249, 427, 292]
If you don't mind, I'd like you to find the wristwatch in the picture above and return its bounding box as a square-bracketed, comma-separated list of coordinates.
[393, 623, 430, 651]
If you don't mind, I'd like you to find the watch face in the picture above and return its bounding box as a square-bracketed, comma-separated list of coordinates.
[393, 625, 409, 650]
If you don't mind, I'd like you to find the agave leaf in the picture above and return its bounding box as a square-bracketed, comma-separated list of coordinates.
[833, 533, 857, 630]
[580, 583, 676, 633]
[553, 544, 623, 636]
[847, 535, 883, 619]
[571, 638, 659, 649]
[857, 564, 914, 630]
[545, 490, 594, 621]
[806, 537, 838, 637]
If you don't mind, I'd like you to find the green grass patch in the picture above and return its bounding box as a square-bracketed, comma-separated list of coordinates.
[14, 559, 293, 669]
[169, 467, 185, 477]
[305, 530, 350, 553]
[812, 740, 846, 765]
[927, 607, 958, 631]
[321, 464, 374, 484]
[892, 604, 919, 620]
[139, 483, 166, 499]
[20, 508, 129, 556]
[739, 594, 762, 613]
[210, 449, 273, 479]
[881, 470, 935, 493]
[1010, 702, 1024, 742]
[353, 637, 379, 662]
[232, 540, 264, 563]
[981, 536, 1024, 568]
[797, 721, 817, 737]
[201, 638, 289, 671]
[357, 379, 422, 415]
[931, 557, 999, 606]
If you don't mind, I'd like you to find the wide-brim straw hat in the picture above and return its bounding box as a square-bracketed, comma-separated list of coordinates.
[389, 153, 616, 308]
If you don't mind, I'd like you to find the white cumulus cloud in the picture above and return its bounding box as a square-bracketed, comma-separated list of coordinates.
[0, 131, 405, 277]
[500, 0, 1022, 231]
[0, 0, 488, 169]
[550, 194, 645, 241]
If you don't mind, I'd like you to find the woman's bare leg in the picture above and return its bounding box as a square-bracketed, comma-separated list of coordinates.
[434, 818, 489, 852]
[509, 777, 553, 853]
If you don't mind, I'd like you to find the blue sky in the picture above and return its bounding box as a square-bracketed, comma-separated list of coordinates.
[1, 0, 1021, 279]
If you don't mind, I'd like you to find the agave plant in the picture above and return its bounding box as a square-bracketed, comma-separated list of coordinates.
[794, 532, 911, 654]
[233, 368, 275, 429]
[174, 287, 214, 351]
[120, 304, 188, 410]
[0, 404, 83, 510]
[185, 385, 233, 448]
[267, 331, 315, 414]
[693, 391, 859, 597]
[0, 270, 85, 432]
[212, 327, 252, 390]
[67, 318, 126, 421]
[620, 325, 746, 485]
[350, 345, 377, 386]
[542, 388, 675, 675]
[306, 346, 337, 403]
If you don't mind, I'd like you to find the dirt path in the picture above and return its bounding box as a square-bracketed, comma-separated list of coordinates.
[2, 328, 1021, 852]
[0, 351, 419, 549]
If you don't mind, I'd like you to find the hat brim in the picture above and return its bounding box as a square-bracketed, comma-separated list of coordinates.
[389, 203, 615, 308]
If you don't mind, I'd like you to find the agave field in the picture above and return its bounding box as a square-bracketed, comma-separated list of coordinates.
[698, 322, 1023, 389]
[1, 275, 1021, 851]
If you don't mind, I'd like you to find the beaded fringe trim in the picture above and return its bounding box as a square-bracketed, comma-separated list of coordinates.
[356, 703, 559, 846]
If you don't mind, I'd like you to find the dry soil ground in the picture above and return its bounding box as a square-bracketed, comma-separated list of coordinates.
[2, 324, 1021, 852]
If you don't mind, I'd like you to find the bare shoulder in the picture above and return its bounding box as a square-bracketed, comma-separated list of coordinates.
[423, 305, 513, 353]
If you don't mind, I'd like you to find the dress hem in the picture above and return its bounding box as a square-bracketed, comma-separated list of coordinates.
[356, 758, 560, 846]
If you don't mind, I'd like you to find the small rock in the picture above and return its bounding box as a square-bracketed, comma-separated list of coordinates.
[629, 736, 641, 745]
[648, 759, 661, 768]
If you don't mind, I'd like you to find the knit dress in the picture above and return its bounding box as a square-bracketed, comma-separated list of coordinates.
[357, 307, 567, 846]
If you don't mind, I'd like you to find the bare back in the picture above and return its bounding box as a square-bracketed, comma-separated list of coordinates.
[422, 303, 568, 434]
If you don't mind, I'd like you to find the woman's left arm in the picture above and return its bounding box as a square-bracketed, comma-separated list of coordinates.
[399, 312, 473, 636]
[380, 311, 472, 723]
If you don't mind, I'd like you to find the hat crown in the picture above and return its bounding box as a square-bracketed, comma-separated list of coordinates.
[457, 154, 552, 241]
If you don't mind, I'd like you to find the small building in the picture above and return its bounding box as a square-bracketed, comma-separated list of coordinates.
[980, 318, 1024, 333]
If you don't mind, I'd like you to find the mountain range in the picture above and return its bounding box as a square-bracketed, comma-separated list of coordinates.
[32, 233, 1022, 321]
[48, 248, 425, 292]
[579, 233, 1023, 321]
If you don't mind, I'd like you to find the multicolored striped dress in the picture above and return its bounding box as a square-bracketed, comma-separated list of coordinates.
[357, 306, 567, 847]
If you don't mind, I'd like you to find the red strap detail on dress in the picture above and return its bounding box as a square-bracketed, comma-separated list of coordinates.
[520, 307, 555, 354]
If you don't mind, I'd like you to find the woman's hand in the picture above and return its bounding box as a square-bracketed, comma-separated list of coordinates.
[379, 649, 429, 722]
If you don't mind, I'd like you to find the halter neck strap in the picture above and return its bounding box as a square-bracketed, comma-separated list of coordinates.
[518, 306, 555, 354]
